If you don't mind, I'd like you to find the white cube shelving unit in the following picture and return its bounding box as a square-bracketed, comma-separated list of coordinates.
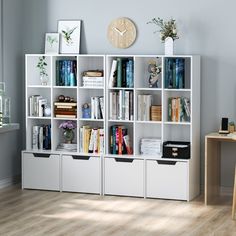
[22, 54, 200, 201]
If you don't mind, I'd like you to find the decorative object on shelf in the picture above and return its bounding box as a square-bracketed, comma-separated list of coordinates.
[107, 17, 137, 48]
[36, 56, 49, 85]
[44, 106, 51, 117]
[82, 103, 91, 119]
[58, 20, 81, 54]
[148, 60, 161, 88]
[147, 17, 179, 55]
[59, 120, 77, 144]
[45, 33, 59, 54]
[229, 122, 235, 133]
[0, 82, 11, 126]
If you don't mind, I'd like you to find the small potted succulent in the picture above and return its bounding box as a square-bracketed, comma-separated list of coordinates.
[147, 17, 179, 55]
[59, 120, 77, 143]
[229, 121, 235, 133]
[36, 56, 49, 85]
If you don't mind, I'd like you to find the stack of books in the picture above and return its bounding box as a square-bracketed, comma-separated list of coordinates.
[151, 105, 162, 121]
[57, 143, 77, 152]
[140, 138, 161, 155]
[82, 70, 104, 88]
[54, 101, 77, 118]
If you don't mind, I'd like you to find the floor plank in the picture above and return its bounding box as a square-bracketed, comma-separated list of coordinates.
[0, 185, 235, 236]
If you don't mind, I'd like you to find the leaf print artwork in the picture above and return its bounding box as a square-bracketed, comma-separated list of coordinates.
[62, 26, 78, 45]
[47, 35, 58, 47]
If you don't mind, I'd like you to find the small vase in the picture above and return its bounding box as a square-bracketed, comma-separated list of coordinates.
[40, 74, 49, 86]
[63, 129, 74, 144]
[164, 37, 174, 55]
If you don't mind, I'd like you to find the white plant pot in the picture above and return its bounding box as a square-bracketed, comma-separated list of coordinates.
[164, 37, 174, 55]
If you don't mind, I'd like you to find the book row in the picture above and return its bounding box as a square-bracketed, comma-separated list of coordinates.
[167, 97, 191, 122]
[109, 90, 133, 121]
[110, 125, 132, 155]
[79, 126, 104, 154]
[165, 58, 185, 89]
[55, 60, 77, 86]
[82, 96, 104, 119]
[109, 58, 134, 88]
[32, 125, 51, 150]
[29, 95, 49, 117]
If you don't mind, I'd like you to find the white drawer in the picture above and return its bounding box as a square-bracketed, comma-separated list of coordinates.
[104, 157, 144, 197]
[146, 160, 188, 200]
[22, 152, 60, 191]
[62, 155, 100, 194]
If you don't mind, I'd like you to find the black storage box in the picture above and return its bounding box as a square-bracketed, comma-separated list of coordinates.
[162, 141, 190, 159]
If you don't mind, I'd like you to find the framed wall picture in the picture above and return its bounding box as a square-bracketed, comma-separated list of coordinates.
[45, 33, 59, 54]
[58, 20, 81, 54]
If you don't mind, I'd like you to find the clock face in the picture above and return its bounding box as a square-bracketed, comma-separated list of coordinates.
[107, 17, 137, 49]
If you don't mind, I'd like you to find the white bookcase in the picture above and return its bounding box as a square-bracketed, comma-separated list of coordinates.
[22, 54, 200, 201]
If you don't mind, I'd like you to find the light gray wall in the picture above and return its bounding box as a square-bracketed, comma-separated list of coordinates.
[0, 0, 24, 181]
[22, 0, 236, 187]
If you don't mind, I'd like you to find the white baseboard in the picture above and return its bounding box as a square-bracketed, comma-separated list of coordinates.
[0, 175, 21, 189]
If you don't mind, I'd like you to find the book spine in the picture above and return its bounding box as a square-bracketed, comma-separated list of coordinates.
[173, 59, 176, 88]
[32, 126, 39, 149]
[129, 59, 134, 88]
[168, 97, 172, 121]
[112, 125, 116, 154]
[124, 91, 129, 120]
[129, 91, 133, 120]
[99, 128, 104, 154]
[118, 126, 123, 155]
[109, 59, 117, 88]
[117, 58, 122, 87]
[122, 59, 127, 87]
[56, 60, 59, 86]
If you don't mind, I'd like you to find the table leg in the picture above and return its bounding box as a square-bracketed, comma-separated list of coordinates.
[205, 137, 221, 205]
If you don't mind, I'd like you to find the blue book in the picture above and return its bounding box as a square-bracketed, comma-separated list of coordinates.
[116, 58, 122, 87]
[126, 60, 130, 88]
[177, 58, 185, 88]
[129, 59, 134, 88]
[112, 125, 116, 154]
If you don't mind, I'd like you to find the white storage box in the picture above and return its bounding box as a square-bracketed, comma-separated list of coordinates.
[104, 157, 144, 197]
[22, 152, 60, 191]
[146, 160, 188, 200]
[62, 155, 100, 194]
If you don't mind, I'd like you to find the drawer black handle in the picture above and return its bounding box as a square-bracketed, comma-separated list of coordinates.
[33, 153, 50, 158]
[157, 160, 177, 165]
[115, 158, 134, 163]
[72, 155, 90, 160]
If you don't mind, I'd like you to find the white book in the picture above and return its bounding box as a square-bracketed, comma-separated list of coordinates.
[99, 97, 104, 119]
[118, 90, 123, 120]
[93, 129, 98, 153]
[94, 97, 99, 119]
[109, 59, 117, 88]
[38, 98, 47, 117]
[137, 95, 142, 121]
[88, 129, 95, 153]
[91, 97, 95, 119]
[124, 91, 130, 120]
[32, 126, 39, 149]
[39, 126, 44, 149]
[99, 128, 104, 154]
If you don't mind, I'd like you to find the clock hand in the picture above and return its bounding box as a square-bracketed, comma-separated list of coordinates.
[113, 27, 122, 35]
[120, 29, 127, 36]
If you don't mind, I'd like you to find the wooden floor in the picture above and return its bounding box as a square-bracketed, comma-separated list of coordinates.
[0, 186, 235, 236]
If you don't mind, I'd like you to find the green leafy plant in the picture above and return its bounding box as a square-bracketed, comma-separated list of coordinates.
[36, 56, 48, 77]
[147, 17, 179, 42]
[62, 26, 78, 45]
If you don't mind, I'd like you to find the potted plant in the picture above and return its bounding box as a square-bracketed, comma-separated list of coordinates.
[36, 56, 49, 85]
[147, 17, 179, 55]
[229, 121, 235, 133]
[59, 120, 77, 144]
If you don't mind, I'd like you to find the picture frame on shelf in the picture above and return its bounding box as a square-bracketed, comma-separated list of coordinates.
[45, 33, 59, 54]
[58, 20, 81, 54]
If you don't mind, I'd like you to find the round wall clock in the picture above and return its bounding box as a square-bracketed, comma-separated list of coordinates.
[107, 17, 137, 49]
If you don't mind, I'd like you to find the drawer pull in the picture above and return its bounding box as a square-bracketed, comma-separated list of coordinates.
[157, 160, 177, 165]
[172, 153, 178, 157]
[115, 158, 134, 163]
[72, 155, 90, 160]
[172, 147, 178, 152]
[33, 153, 50, 158]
